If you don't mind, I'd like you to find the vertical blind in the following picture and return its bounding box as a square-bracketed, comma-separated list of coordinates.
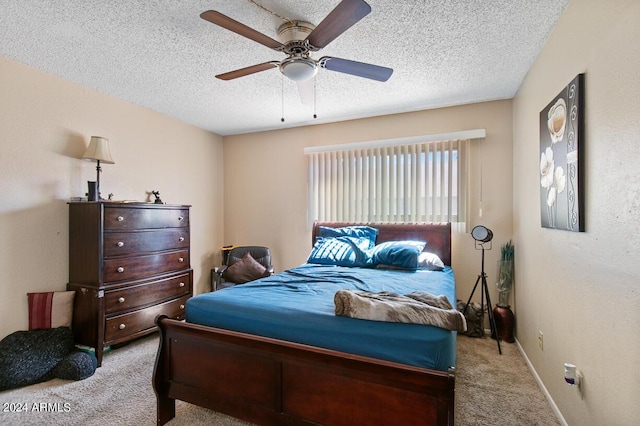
[306, 139, 470, 225]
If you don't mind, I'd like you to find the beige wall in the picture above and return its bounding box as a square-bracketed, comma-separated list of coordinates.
[0, 56, 225, 339]
[513, 0, 640, 424]
[223, 100, 514, 310]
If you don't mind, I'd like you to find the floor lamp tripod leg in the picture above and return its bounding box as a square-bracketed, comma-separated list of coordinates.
[463, 273, 502, 355]
[462, 274, 482, 316]
[482, 274, 502, 354]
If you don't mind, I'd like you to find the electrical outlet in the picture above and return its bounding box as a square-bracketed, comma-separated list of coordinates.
[538, 331, 544, 350]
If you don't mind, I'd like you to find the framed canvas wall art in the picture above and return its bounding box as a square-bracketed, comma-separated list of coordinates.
[539, 73, 585, 232]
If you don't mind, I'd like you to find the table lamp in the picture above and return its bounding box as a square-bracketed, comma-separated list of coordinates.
[82, 136, 114, 201]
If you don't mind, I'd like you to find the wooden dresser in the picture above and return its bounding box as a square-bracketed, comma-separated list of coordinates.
[67, 202, 192, 366]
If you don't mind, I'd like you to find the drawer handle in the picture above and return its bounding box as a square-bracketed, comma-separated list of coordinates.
[117, 267, 125, 273]
[119, 324, 126, 330]
[117, 216, 124, 222]
[117, 241, 124, 247]
[178, 216, 184, 222]
[178, 257, 184, 263]
[179, 282, 185, 287]
[180, 305, 185, 310]
[179, 236, 185, 242]
[118, 297, 125, 303]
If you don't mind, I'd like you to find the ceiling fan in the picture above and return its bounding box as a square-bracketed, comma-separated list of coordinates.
[200, 0, 393, 103]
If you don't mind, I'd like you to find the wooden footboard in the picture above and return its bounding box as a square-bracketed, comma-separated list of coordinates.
[153, 316, 455, 426]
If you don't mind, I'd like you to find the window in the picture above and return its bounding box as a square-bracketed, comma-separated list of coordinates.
[305, 131, 483, 228]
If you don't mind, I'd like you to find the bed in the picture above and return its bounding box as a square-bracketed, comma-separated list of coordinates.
[153, 222, 457, 426]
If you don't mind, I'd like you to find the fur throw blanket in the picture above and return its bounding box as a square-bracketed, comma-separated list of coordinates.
[334, 290, 467, 332]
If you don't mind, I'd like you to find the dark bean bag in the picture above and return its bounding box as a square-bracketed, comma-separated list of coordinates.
[0, 326, 97, 391]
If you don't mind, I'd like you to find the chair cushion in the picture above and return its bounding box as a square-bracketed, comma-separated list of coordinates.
[223, 252, 268, 284]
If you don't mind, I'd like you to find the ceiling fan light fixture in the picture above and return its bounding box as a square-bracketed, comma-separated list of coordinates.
[280, 57, 317, 82]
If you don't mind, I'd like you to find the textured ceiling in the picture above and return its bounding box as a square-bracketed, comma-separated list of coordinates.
[0, 0, 569, 136]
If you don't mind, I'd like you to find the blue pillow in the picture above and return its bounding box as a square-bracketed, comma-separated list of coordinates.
[307, 236, 371, 267]
[369, 240, 426, 270]
[318, 226, 378, 249]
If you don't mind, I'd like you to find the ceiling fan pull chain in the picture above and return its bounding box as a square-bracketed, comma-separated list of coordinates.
[281, 74, 285, 123]
[313, 77, 317, 119]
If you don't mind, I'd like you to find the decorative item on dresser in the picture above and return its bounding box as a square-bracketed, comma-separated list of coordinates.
[67, 202, 192, 366]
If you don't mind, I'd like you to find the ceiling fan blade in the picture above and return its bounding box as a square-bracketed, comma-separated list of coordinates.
[319, 57, 393, 82]
[297, 79, 315, 105]
[200, 10, 284, 51]
[306, 0, 371, 50]
[216, 62, 279, 81]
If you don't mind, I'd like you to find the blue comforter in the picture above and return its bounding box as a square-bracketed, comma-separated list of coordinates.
[186, 263, 457, 371]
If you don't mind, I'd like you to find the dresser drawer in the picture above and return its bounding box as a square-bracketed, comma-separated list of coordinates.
[104, 229, 190, 257]
[103, 249, 189, 282]
[104, 207, 189, 231]
[105, 272, 191, 314]
[105, 295, 188, 343]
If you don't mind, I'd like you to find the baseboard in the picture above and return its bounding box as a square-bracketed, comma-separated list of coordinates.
[515, 338, 568, 426]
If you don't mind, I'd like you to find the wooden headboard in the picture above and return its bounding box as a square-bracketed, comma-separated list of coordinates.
[312, 222, 452, 266]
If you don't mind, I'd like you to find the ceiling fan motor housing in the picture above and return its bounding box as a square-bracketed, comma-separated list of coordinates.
[277, 21, 316, 54]
[277, 21, 318, 81]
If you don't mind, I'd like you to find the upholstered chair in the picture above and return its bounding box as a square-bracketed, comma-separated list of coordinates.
[211, 246, 274, 291]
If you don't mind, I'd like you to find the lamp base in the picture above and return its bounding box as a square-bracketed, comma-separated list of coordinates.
[87, 181, 98, 201]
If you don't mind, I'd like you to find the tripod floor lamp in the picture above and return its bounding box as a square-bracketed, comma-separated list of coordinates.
[463, 225, 502, 354]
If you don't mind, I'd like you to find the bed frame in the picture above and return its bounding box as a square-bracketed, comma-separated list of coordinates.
[153, 222, 455, 426]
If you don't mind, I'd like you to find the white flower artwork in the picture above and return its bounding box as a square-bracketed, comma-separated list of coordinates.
[539, 74, 584, 232]
[540, 147, 555, 189]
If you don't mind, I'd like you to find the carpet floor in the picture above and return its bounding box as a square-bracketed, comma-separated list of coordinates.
[0, 334, 560, 425]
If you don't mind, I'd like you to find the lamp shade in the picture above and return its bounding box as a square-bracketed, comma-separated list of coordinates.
[82, 136, 114, 164]
[471, 225, 493, 243]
